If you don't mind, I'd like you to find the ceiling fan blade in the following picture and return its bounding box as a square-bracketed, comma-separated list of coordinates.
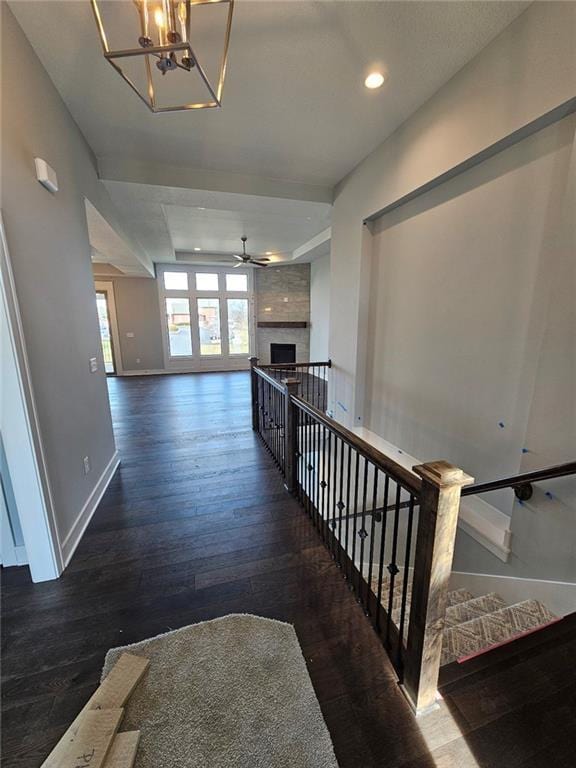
[232, 254, 244, 261]
[232, 261, 242, 268]
[251, 261, 268, 267]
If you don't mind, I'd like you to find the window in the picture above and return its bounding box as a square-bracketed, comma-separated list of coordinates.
[195, 273, 219, 291]
[165, 297, 192, 356]
[96, 292, 115, 373]
[164, 271, 188, 291]
[225, 273, 248, 292]
[159, 267, 253, 366]
[197, 298, 221, 355]
[227, 299, 249, 355]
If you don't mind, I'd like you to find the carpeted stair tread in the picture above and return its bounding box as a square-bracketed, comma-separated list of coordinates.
[370, 579, 475, 626]
[446, 588, 475, 607]
[441, 599, 557, 666]
[444, 592, 507, 628]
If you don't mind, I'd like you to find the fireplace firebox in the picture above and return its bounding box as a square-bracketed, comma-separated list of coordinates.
[270, 343, 296, 364]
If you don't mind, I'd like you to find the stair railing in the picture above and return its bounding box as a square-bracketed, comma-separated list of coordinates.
[249, 358, 474, 714]
[253, 357, 331, 412]
[461, 461, 576, 501]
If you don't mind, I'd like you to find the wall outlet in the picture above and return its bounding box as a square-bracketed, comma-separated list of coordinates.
[136, 358, 141, 364]
[126, 332, 135, 338]
[83, 456, 91, 475]
[89, 357, 98, 373]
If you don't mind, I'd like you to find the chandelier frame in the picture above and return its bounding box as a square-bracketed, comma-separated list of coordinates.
[91, 0, 234, 113]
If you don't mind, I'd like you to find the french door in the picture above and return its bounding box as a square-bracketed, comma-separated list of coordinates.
[158, 265, 255, 371]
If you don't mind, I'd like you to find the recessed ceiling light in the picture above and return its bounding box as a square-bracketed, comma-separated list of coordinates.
[365, 72, 385, 90]
[194, 247, 201, 251]
[197, 206, 206, 211]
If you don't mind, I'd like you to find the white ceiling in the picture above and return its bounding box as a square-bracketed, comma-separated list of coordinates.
[102, 180, 332, 264]
[10, 0, 530, 188]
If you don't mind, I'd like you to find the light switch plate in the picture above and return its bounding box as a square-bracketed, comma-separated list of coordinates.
[89, 357, 98, 373]
[34, 157, 59, 193]
[126, 332, 135, 338]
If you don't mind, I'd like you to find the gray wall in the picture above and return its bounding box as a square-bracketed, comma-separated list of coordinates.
[330, 2, 576, 427]
[366, 115, 576, 582]
[103, 276, 165, 372]
[310, 254, 330, 363]
[1, 5, 131, 551]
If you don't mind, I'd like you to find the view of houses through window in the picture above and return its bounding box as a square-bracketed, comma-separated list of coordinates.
[160, 267, 252, 366]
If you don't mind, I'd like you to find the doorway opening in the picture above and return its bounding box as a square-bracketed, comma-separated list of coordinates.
[96, 291, 116, 374]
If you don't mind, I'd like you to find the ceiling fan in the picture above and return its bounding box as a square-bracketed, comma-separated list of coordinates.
[231, 237, 270, 268]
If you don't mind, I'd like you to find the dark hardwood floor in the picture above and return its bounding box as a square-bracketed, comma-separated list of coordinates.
[2, 372, 575, 767]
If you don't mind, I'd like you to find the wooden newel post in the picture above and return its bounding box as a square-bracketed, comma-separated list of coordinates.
[403, 460, 474, 714]
[282, 378, 300, 493]
[249, 356, 259, 431]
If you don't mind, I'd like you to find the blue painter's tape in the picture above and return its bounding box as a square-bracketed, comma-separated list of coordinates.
[498, 422, 505, 429]
[522, 448, 529, 454]
[337, 401, 348, 412]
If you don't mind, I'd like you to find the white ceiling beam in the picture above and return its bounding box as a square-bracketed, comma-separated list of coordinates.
[291, 227, 331, 262]
[98, 157, 334, 205]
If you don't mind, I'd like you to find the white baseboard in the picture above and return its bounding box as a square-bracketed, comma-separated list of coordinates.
[60, 450, 120, 567]
[119, 366, 249, 377]
[119, 369, 172, 376]
[450, 570, 576, 617]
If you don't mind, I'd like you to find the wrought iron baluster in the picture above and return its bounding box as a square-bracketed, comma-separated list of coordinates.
[337, 435, 345, 568]
[326, 430, 333, 548]
[375, 474, 390, 632]
[351, 450, 360, 590]
[320, 424, 327, 542]
[385, 482, 402, 646]
[295, 400, 301, 502]
[345, 443, 352, 581]
[272, 386, 276, 461]
[358, 458, 369, 609]
[330, 435, 339, 558]
[274, 387, 279, 464]
[366, 465, 379, 613]
[304, 409, 310, 514]
[281, 389, 285, 471]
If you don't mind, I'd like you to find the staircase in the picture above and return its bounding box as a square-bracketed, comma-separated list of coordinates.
[373, 577, 558, 666]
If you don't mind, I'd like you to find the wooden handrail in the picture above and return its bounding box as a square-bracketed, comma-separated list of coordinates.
[260, 360, 332, 370]
[291, 394, 422, 496]
[461, 460, 576, 497]
[253, 365, 286, 393]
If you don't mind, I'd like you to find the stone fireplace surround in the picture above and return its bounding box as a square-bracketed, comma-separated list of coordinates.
[255, 264, 310, 364]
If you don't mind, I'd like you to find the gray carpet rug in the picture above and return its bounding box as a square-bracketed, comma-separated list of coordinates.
[102, 614, 339, 768]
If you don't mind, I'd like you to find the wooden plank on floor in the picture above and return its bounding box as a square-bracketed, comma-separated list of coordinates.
[41, 654, 148, 768]
[102, 732, 140, 768]
[42, 709, 123, 768]
[80, 653, 149, 716]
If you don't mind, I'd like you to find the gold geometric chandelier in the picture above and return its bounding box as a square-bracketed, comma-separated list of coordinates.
[91, 0, 234, 113]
